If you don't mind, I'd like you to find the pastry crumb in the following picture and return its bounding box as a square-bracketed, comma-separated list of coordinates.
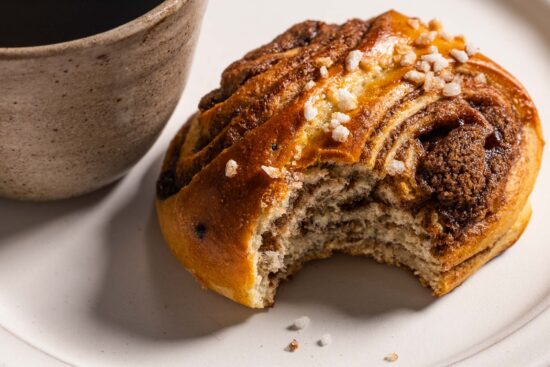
[318, 333, 332, 347]
[287, 339, 299, 352]
[384, 352, 399, 362]
[225, 159, 238, 178]
[290, 316, 310, 330]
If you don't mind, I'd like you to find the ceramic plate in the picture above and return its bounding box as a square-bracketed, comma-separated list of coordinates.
[1, 0, 549, 366]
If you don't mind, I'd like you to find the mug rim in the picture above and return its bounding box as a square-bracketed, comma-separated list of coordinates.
[0, 0, 185, 58]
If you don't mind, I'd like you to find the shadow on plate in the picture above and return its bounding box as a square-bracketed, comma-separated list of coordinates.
[93, 155, 260, 341]
[494, 0, 550, 48]
[277, 254, 434, 316]
[0, 181, 115, 244]
[93, 155, 434, 341]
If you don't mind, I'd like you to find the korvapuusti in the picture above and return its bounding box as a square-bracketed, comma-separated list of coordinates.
[156, 11, 543, 308]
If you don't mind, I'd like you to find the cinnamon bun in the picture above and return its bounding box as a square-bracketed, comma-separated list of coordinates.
[156, 10, 543, 308]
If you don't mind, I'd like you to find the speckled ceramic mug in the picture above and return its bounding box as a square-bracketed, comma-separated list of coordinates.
[0, 0, 207, 201]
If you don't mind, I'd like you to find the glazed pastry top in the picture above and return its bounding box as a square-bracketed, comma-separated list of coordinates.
[157, 10, 541, 249]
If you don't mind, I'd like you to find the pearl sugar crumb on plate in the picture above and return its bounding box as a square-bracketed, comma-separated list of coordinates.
[318, 333, 332, 347]
[290, 316, 310, 330]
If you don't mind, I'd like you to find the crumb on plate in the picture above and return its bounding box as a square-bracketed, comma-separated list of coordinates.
[287, 339, 299, 352]
[318, 333, 332, 347]
[290, 316, 310, 330]
[384, 352, 399, 362]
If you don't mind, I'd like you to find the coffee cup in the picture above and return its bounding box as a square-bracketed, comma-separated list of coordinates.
[0, 0, 207, 200]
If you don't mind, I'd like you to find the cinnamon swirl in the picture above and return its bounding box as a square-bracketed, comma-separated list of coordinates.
[156, 10, 543, 308]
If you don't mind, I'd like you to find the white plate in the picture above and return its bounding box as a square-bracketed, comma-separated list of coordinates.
[1, 0, 549, 366]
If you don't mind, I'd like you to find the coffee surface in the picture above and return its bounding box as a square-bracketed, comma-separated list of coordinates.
[0, 0, 165, 47]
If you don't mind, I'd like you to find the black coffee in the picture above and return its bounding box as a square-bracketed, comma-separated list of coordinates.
[0, 0, 166, 48]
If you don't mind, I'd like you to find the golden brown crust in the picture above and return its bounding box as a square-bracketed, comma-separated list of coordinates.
[436, 201, 532, 295]
[156, 10, 544, 307]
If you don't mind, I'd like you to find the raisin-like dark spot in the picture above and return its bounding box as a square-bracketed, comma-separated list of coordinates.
[195, 223, 206, 239]
[271, 143, 278, 151]
[484, 129, 502, 150]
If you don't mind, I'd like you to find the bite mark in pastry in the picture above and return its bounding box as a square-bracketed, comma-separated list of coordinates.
[156, 11, 544, 308]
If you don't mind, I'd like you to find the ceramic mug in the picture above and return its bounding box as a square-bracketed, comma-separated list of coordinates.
[0, 0, 207, 201]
